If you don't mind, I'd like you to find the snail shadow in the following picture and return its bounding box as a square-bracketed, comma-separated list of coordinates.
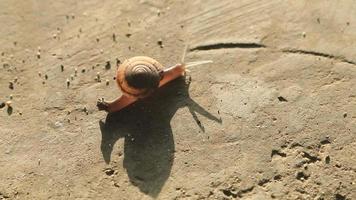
[99, 76, 221, 197]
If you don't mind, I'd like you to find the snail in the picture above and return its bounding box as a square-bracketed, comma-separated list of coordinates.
[97, 51, 212, 113]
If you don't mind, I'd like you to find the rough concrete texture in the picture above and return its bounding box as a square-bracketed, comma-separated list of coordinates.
[0, 0, 355, 199]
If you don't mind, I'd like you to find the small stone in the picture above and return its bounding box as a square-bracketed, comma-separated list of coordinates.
[70, 74, 74, 80]
[14, 77, 18, 83]
[278, 96, 288, 102]
[38, 72, 42, 77]
[112, 33, 116, 42]
[325, 156, 330, 164]
[81, 68, 86, 73]
[104, 168, 115, 176]
[83, 107, 87, 112]
[100, 49, 103, 54]
[0, 102, 5, 109]
[66, 79, 70, 88]
[38, 159, 41, 165]
[105, 61, 111, 70]
[125, 33, 132, 38]
[9, 94, 13, 99]
[7, 105, 13, 115]
[106, 79, 109, 86]
[75, 68, 78, 74]
[116, 58, 121, 66]
[5, 101, 12, 107]
[60, 65, 64, 72]
[96, 38, 100, 42]
[96, 72, 101, 82]
[37, 51, 41, 59]
[302, 32, 306, 38]
[54, 121, 63, 128]
[9, 82, 14, 90]
[45, 74, 48, 80]
[343, 113, 347, 118]
[157, 39, 164, 48]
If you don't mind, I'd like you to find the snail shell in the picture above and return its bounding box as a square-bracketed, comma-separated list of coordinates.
[116, 56, 163, 98]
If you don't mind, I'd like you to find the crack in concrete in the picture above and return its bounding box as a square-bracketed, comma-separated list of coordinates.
[190, 42, 266, 51]
[189, 41, 356, 66]
[281, 48, 356, 65]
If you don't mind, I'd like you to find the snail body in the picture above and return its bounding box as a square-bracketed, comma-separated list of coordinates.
[116, 56, 164, 98]
[98, 53, 211, 113]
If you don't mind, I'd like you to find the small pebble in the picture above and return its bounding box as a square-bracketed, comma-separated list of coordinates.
[9, 82, 14, 90]
[157, 39, 164, 48]
[60, 65, 64, 72]
[37, 51, 41, 59]
[66, 79, 70, 88]
[5, 101, 12, 107]
[325, 156, 331, 164]
[0, 102, 5, 109]
[302, 32, 306, 38]
[14, 77, 18, 83]
[96, 72, 101, 82]
[81, 68, 86, 73]
[96, 38, 100, 42]
[116, 58, 121, 66]
[45, 74, 48, 80]
[106, 79, 109, 86]
[9, 94, 13, 99]
[126, 33, 132, 38]
[112, 33, 116, 42]
[105, 61, 111, 70]
[70, 74, 74, 80]
[38, 72, 42, 77]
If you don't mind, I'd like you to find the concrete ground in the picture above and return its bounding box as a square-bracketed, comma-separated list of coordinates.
[0, 0, 355, 199]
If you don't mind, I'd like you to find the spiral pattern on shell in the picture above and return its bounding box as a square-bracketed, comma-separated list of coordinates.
[116, 56, 164, 98]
